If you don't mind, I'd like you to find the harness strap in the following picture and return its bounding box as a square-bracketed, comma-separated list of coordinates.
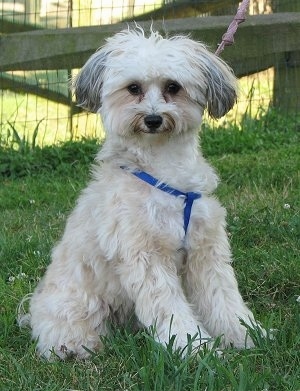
[120, 166, 201, 235]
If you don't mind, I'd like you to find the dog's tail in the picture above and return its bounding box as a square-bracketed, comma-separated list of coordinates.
[17, 293, 32, 328]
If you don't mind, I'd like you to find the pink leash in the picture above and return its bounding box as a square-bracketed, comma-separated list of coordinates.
[215, 0, 250, 56]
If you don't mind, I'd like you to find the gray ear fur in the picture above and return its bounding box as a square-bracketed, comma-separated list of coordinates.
[73, 49, 108, 113]
[204, 54, 237, 119]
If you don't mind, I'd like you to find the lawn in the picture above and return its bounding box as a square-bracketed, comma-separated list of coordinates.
[0, 110, 299, 390]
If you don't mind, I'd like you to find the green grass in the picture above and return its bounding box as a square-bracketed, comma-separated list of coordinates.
[0, 110, 299, 390]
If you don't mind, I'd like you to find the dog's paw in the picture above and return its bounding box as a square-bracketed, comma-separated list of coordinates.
[162, 327, 213, 356]
[36, 339, 102, 361]
[220, 320, 269, 350]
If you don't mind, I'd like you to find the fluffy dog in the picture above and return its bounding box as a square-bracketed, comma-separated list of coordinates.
[19, 27, 262, 359]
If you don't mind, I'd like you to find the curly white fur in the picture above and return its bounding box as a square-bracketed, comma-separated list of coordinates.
[18, 27, 262, 359]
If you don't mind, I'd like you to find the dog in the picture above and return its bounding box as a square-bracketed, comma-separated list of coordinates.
[18, 27, 262, 359]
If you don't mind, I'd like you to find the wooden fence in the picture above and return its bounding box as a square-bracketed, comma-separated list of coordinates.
[1, 12, 300, 113]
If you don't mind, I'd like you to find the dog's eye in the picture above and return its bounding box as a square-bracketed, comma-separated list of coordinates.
[127, 84, 142, 95]
[166, 82, 181, 95]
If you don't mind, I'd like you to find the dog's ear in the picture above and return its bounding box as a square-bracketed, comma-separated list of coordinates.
[193, 43, 237, 119]
[73, 48, 108, 113]
[206, 53, 237, 119]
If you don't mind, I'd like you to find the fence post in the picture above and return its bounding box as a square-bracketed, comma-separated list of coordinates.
[272, 0, 300, 113]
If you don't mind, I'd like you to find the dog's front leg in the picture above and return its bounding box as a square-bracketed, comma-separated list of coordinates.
[115, 250, 211, 352]
[184, 201, 258, 349]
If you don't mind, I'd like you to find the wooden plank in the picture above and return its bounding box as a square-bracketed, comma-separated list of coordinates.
[274, 0, 300, 12]
[0, 22, 126, 71]
[272, 1, 300, 112]
[0, 19, 42, 33]
[273, 50, 300, 113]
[0, 13, 300, 74]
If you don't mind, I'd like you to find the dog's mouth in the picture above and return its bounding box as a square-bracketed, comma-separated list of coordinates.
[140, 127, 167, 134]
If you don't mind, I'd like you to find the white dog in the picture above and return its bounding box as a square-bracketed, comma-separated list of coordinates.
[19, 27, 262, 359]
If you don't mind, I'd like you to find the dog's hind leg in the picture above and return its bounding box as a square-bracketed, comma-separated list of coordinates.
[21, 237, 117, 360]
[27, 277, 110, 360]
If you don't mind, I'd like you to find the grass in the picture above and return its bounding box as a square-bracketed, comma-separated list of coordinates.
[0, 109, 299, 390]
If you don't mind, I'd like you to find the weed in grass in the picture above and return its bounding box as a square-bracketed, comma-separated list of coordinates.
[6, 120, 44, 153]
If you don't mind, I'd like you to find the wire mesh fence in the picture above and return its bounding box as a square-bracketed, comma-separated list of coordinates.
[1, 0, 299, 146]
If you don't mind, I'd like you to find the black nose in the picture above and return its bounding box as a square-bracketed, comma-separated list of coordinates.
[144, 115, 163, 129]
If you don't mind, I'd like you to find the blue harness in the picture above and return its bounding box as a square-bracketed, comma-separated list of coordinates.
[121, 166, 201, 235]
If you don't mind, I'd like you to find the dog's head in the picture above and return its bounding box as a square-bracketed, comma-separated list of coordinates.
[74, 27, 237, 137]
